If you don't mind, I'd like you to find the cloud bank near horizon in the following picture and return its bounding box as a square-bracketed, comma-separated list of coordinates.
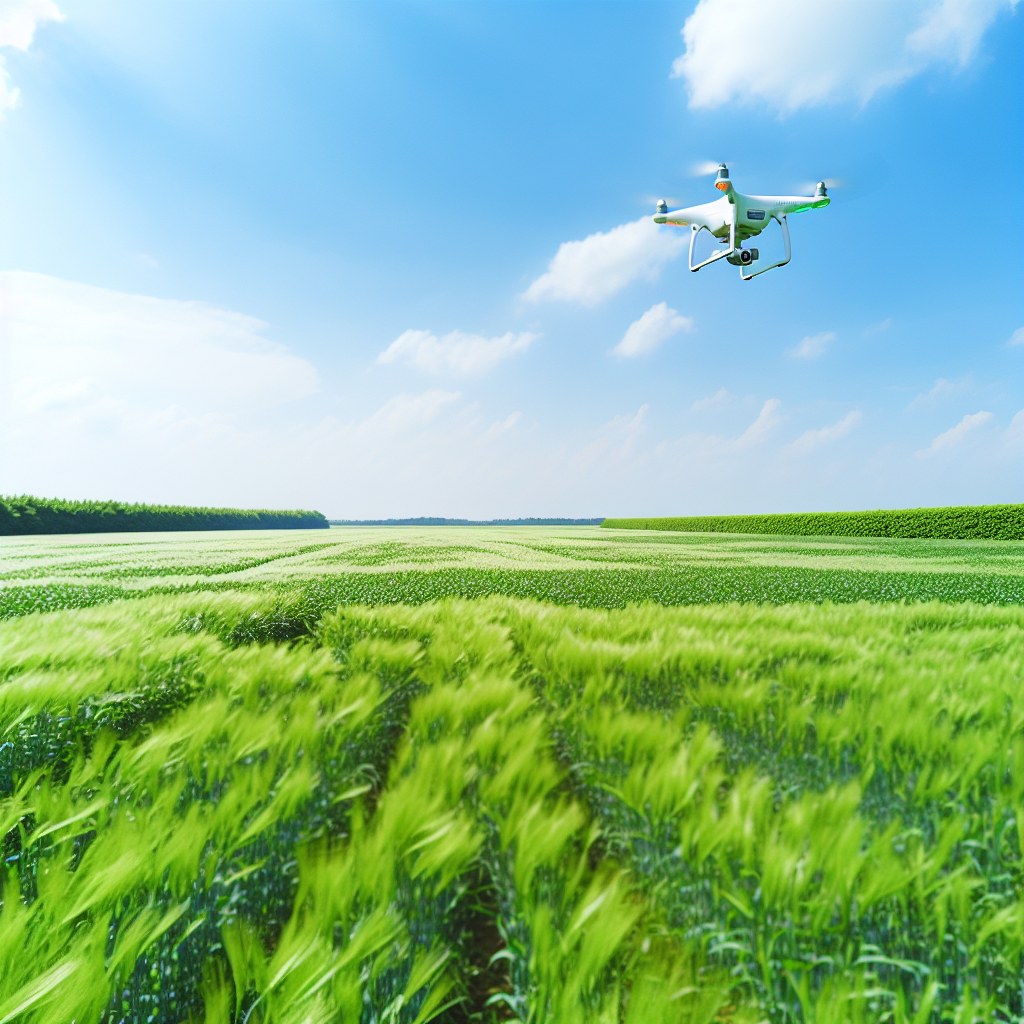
[3, 270, 1019, 516]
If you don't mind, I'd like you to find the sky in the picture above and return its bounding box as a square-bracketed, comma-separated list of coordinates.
[0, 0, 1021, 518]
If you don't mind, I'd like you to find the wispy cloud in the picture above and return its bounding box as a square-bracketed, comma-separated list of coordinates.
[574, 404, 650, 470]
[672, 0, 1015, 114]
[480, 410, 522, 443]
[523, 217, 685, 306]
[377, 328, 539, 376]
[2, 270, 319, 433]
[13, 375, 97, 415]
[915, 410, 993, 457]
[691, 387, 731, 412]
[360, 390, 460, 438]
[908, 376, 971, 410]
[1008, 327, 1024, 348]
[613, 302, 693, 358]
[1004, 410, 1024, 449]
[0, 63, 14, 113]
[864, 318, 892, 336]
[788, 410, 862, 454]
[735, 399, 782, 448]
[789, 331, 835, 359]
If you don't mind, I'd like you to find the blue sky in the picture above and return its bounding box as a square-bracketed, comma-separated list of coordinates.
[1, 0, 1021, 518]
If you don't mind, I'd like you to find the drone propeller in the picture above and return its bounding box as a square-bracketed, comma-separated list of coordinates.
[795, 155, 889, 202]
[642, 194, 684, 207]
[689, 160, 735, 177]
[649, 161, 734, 212]
[798, 177, 845, 193]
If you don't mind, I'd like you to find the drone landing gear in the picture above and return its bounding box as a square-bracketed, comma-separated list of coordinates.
[688, 211, 737, 272]
[739, 215, 791, 280]
[688, 212, 792, 279]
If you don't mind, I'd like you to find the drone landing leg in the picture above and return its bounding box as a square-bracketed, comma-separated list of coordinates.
[688, 207, 737, 272]
[740, 214, 791, 280]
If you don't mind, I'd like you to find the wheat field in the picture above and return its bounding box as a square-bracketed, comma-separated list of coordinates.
[0, 528, 1020, 1022]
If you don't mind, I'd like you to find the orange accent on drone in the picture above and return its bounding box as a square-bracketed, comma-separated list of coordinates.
[715, 182, 729, 191]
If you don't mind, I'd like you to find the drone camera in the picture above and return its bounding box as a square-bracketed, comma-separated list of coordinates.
[739, 248, 758, 265]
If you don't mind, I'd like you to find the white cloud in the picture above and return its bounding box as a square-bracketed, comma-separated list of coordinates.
[523, 217, 686, 306]
[0, 60, 18, 113]
[926, 378, 957, 398]
[864, 318, 892, 336]
[0, 0, 63, 49]
[905, 0, 1014, 65]
[1004, 409, 1024, 449]
[16, 375, 97, 414]
[672, 0, 1015, 114]
[788, 410, 862, 454]
[691, 387, 731, 412]
[1008, 327, 1024, 347]
[646, 398, 784, 468]
[1, 270, 319, 439]
[3, 271, 1015, 518]
[789, 331, 835, 359]
[573, 404, 650, 471]
[359, 390, 460, 438]
[613, 302, 693, 358]
[735, 399, 782, 448]
[480, 410, 522, 443]
[916, 410, 994, 456]
[0, 0, 64, 114]
[908, 376, 971, 409]
[377, 328, 538, 376]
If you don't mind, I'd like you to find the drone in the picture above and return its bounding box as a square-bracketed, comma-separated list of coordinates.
[654, 164, 829, 280]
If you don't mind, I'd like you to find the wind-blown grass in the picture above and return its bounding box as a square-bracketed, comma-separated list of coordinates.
[1, 526, 1020, 1021]
[0, 590, 1020, 1022]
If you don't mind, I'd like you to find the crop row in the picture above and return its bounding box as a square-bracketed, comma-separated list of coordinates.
[603, 503, 1024, 540]
[291, 566, 1024, 609]
[3, 563, 1023, 622]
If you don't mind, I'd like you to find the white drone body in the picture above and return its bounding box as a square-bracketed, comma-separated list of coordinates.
[654, 164, 829, 280]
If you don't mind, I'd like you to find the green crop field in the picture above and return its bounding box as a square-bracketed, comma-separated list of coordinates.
[3, 525, 1023, 619]
[0, 527, 1021, 1023]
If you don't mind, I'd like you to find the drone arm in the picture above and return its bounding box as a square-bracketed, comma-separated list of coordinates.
[740, 214, 791, 280]
[688, 205, 737, 272]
